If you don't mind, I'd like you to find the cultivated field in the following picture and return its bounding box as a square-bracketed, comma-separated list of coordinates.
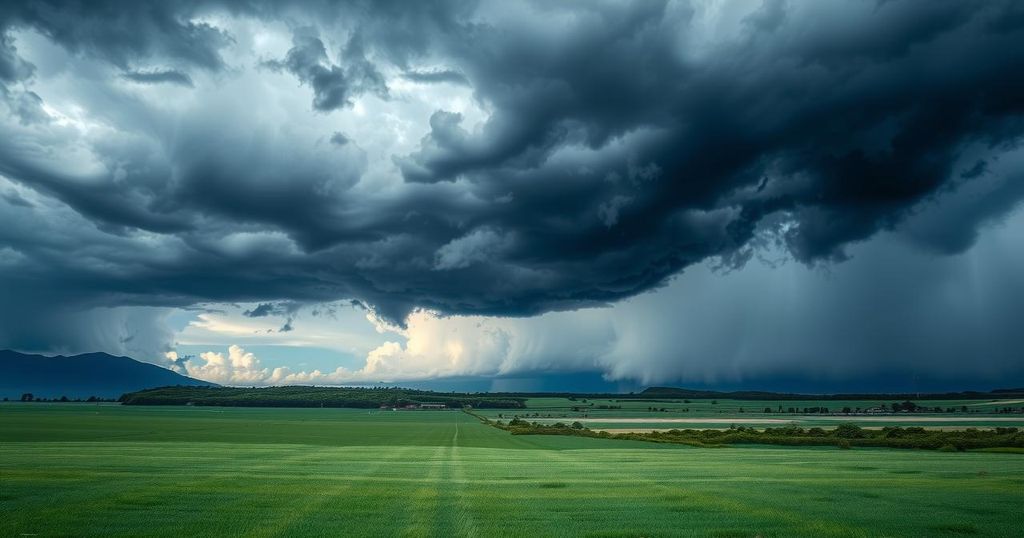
[2, 404, 1022, 537]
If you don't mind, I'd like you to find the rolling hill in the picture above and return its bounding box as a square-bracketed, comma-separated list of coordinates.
[0, 350, 217, 400]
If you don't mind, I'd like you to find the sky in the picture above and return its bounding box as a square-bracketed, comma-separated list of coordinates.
[1, 0, 1023, 393]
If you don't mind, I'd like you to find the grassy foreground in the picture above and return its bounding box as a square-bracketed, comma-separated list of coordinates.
[2, 404, 1022, 537]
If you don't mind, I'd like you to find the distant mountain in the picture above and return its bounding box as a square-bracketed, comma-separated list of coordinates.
[0, 350, 217, 400]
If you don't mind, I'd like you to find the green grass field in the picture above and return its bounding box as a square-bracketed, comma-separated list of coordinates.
[2, 404, 1022, 537]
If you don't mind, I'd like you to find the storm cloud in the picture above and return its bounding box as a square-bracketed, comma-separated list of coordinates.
[262, 30, 388, 112]
[1, 1, 1023, 383]
[121, 68, 194, 87]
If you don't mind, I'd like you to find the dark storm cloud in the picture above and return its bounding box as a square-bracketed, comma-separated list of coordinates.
[243, 302, 298, 333]
[0, 31, 33, 82]
[396, 0, 1024, 268]
[263, 31, 388, 112]
[0, 0, 232, 71]
[121, 69, 194, 87]
[242, 302, 299, 319]
[7, 90, 47, 125]
[1, 187, 31, 207]
[0, 29, 37, 121]
[900, 169, 1024, 255]
[242, 303, 277, 318]
[401, 69, 468, 85]
[329, 132, 349, 146]
[742, 0, 786, 33]
[1, 0, 1023, 345]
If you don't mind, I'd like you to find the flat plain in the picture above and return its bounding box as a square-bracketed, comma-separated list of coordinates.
[2, 404, 1022, 537]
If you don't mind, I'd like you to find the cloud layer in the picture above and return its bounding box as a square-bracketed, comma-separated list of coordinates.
[1, 1, 1023, 386]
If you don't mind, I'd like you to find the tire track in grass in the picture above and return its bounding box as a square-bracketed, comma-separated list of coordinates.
[401, 443, 448, 537]
[444, 418, 479, 537]
[400, 415, 479, 537]
[431, 422, 460, 537]
[399, 415, 461, 537]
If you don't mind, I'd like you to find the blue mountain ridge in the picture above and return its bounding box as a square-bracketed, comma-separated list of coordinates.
[0, 349, 217, 399]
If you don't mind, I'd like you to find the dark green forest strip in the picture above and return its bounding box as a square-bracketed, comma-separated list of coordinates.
[120, 386, 525, 409]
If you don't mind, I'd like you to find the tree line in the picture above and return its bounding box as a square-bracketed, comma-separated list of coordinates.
[119, 385, 526, 409]
[9, 394, 117, 403]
